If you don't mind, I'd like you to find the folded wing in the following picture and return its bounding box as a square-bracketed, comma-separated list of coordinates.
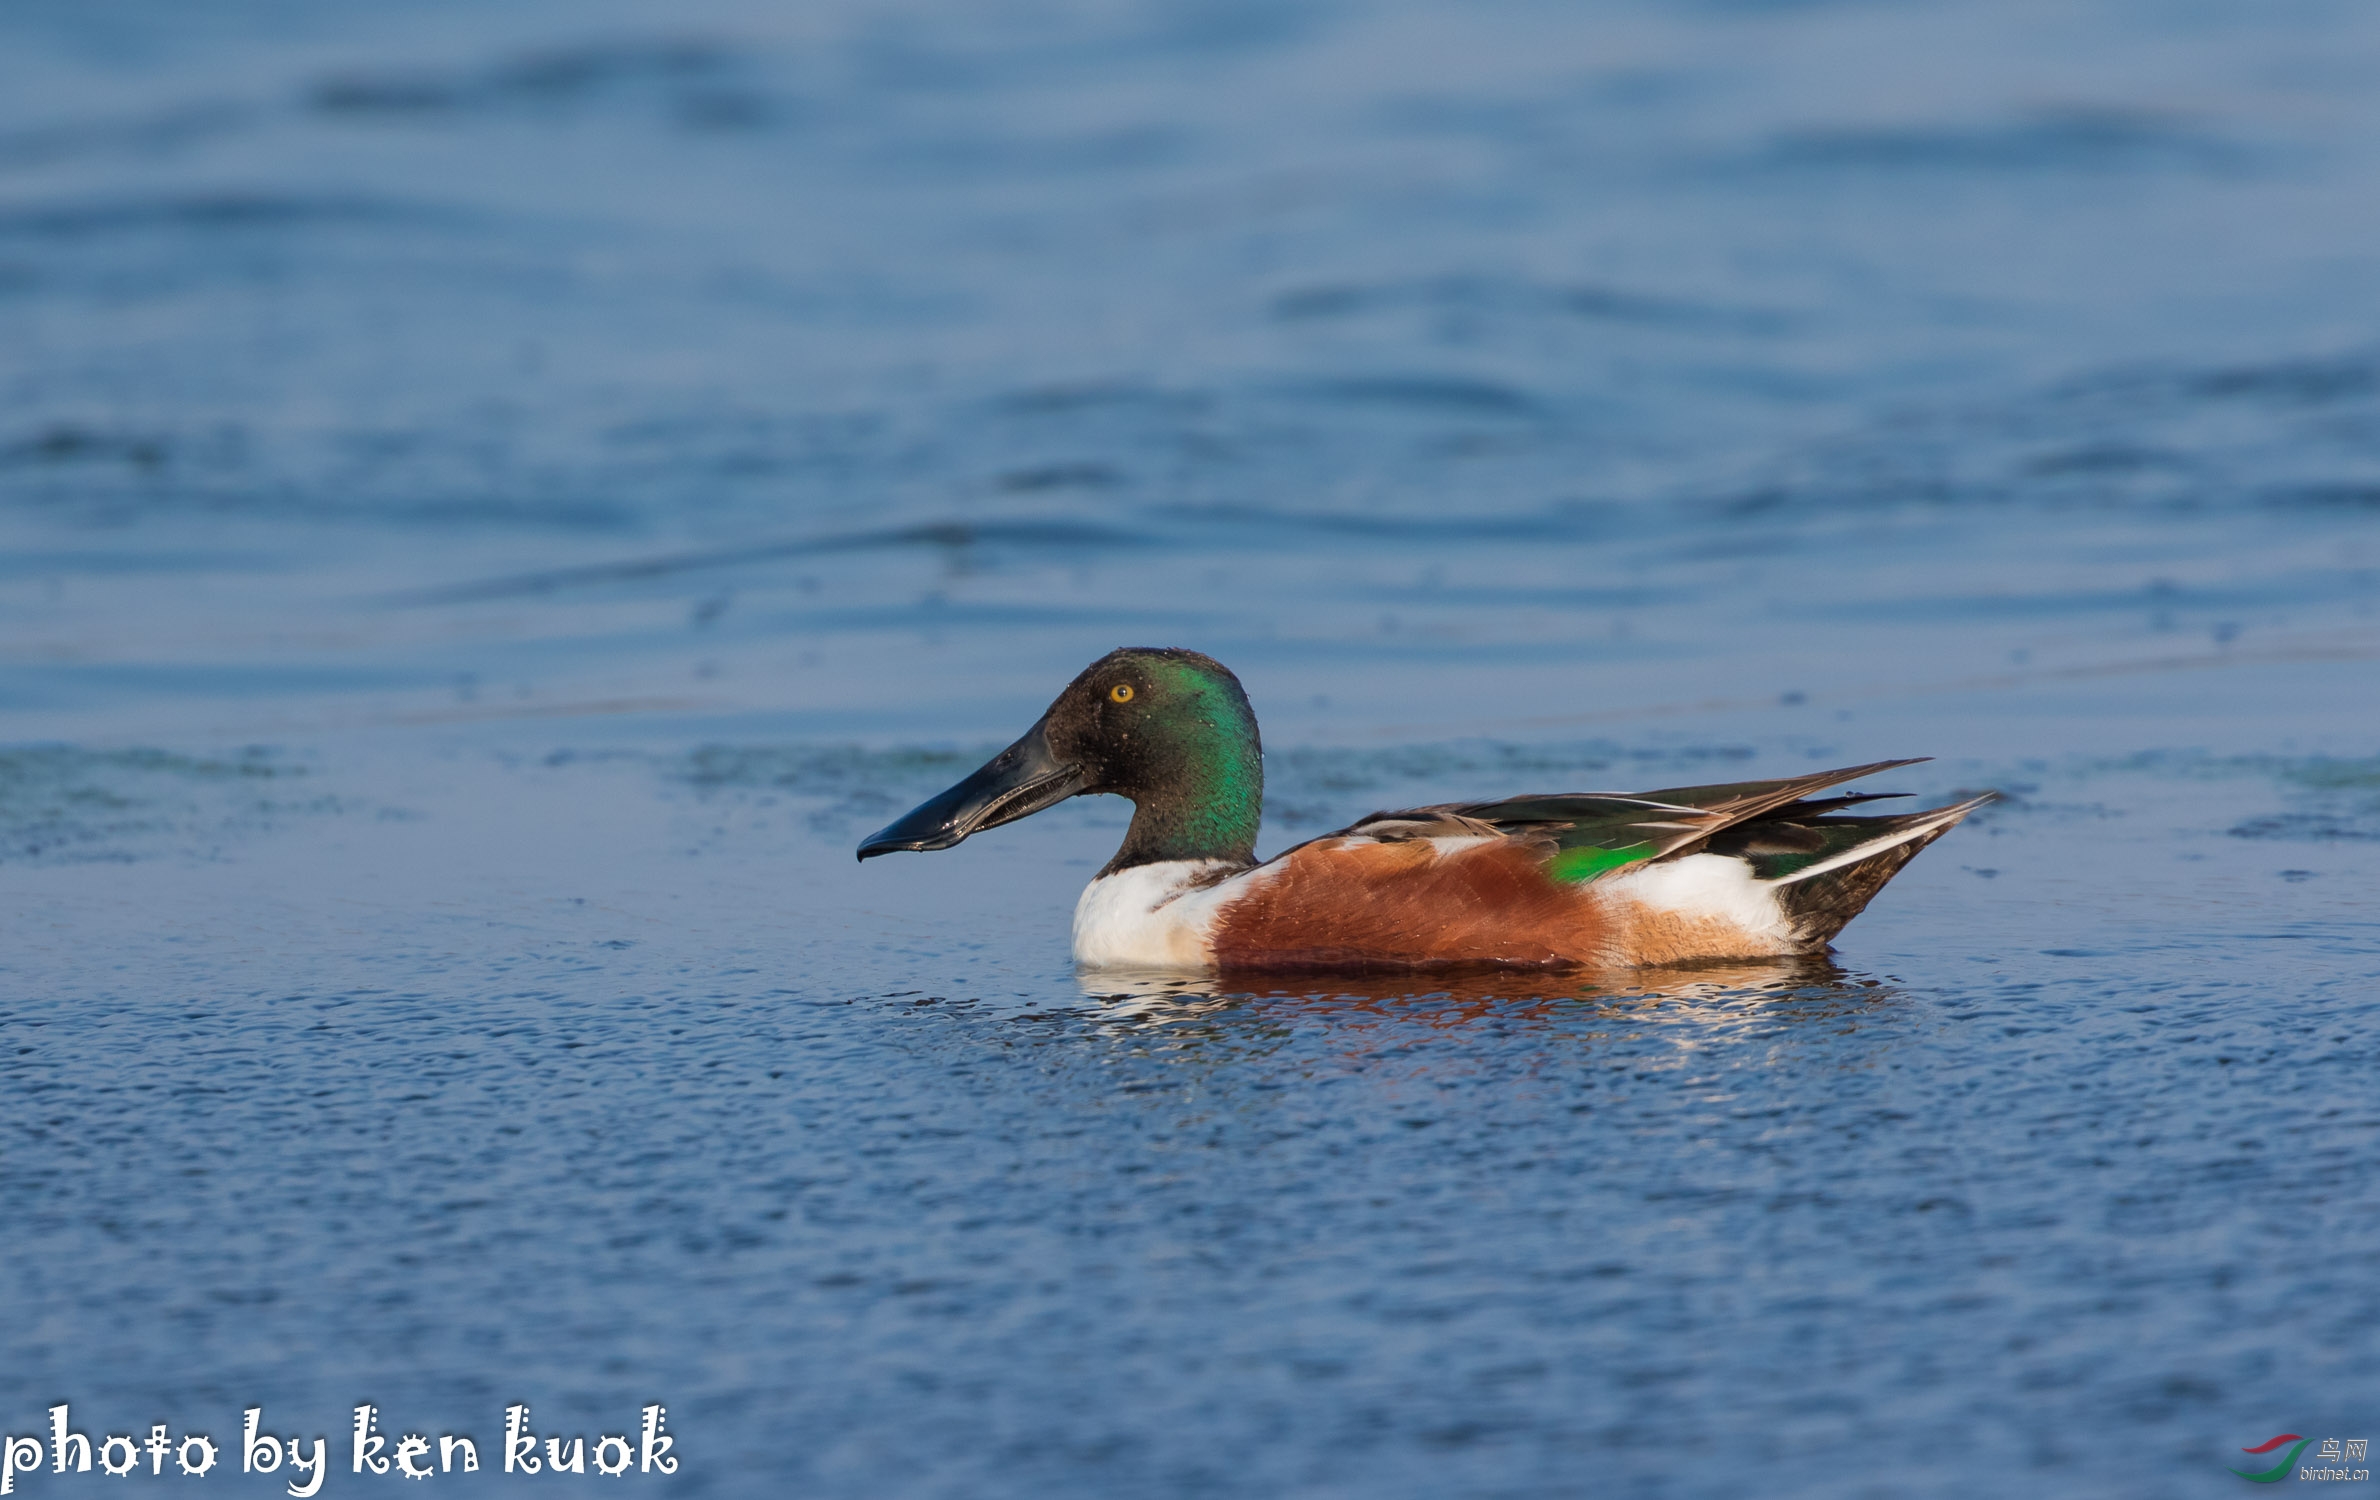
[1325, 759, 1991, 947]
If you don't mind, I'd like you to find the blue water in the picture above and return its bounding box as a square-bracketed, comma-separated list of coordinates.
[4, 1, 2378, 1494]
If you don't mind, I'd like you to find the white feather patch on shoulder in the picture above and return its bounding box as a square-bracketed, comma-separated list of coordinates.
[1073, 860, 1268, 970]
[1596, 853, 1795, 947]
[1411, 834, 1500, 857]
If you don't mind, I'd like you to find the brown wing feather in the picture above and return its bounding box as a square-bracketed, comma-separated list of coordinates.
[1631, 759, 1930, 839]
[1313, 760, 1933, 867]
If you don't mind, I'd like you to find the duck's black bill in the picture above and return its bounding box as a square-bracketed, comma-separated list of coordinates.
[857, 717, 1086, 860]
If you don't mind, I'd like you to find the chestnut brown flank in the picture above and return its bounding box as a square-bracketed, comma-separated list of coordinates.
[1210, 837, 1612, 970]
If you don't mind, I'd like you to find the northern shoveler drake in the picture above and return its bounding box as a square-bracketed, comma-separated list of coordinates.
[858, 648, 1993, 972]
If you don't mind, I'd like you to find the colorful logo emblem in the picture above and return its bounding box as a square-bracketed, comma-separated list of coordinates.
[2232, 1435, 2313, 1483]
[2230, 1434, 2370, 1483]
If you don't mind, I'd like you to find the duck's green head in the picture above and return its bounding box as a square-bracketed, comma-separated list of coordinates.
[857, 647, 1263, 873]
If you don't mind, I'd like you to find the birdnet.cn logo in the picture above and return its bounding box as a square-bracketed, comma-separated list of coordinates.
[2231, 1434, 2371, 1484]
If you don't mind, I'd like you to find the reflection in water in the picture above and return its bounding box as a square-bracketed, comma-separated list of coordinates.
[1077, 954, 1884, 1037]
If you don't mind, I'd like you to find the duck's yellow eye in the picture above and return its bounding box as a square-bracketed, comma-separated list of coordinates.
[1109, 683, 1135, 703]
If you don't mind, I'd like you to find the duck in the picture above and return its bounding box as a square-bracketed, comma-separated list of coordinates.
[857, 647, 1993, 972]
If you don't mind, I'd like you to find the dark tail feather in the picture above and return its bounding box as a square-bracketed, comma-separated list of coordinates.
[1766, 794, 1995, 945]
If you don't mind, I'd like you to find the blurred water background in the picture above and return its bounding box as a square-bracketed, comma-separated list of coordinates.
[3, 1, 2377, 1494]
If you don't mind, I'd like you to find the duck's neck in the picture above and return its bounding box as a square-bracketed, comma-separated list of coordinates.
[1102, 729, 1262, 876]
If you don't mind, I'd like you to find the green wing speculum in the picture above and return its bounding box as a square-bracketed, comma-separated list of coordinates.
[1462, 796, 1717, 881]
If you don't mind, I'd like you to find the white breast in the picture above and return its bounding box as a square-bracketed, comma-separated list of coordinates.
[1072, 860, 1264, 970]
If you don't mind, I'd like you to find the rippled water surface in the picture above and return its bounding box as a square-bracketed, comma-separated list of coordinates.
[4, 1, 2378, 1494]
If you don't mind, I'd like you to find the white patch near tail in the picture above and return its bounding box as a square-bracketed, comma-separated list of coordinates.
[1598, 853, 1797, 949]
[1073, 859, 1264, 970]
[1768, 795, 1994, 888]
